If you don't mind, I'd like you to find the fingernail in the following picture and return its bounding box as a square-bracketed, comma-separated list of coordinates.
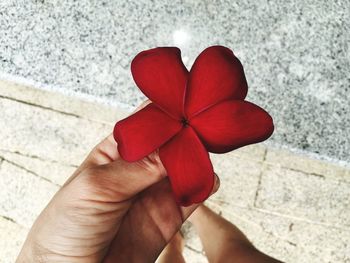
[210, 173, 220, 195]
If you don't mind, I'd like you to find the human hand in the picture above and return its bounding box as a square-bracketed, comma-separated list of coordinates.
[16, 103, 219, 263]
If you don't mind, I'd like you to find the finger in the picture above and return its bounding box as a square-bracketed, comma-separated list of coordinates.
[83, 99, 152, 167]
[103, 174, 220, 263]
[76, 151, 167, 202]
[63, 100, 152, 186]
[143, 173, 220, 239]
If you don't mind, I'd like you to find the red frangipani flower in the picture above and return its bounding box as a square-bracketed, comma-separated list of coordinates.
[113, 46, 274, 206]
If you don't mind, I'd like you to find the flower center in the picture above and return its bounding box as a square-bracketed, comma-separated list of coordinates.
[181, 117, 189, 127]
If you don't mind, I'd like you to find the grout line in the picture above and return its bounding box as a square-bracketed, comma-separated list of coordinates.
[185, 245, 203, 254]
[0, 148, 78, 168]
[280, 166, 325, 178]
[267, 163, 350, 185]
[0, 94, 81, 118]
[0, 94, 118, 126]
[253, 207, 350, 231]
[0, 215, 17, 224]
[1, 158, 61, 187]
[0, 214, 28, 229]
[253, 148, 267, 208]
[284, 167, 350, 185]
[253, 173, 262, 208]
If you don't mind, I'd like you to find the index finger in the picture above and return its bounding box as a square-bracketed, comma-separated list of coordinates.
[82, 100, 152, 167]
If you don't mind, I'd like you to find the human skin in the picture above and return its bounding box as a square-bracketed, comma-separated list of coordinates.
[16, 104, 219, 263]
[157, 232, 186, 263]
[159, 204, 283, 263]
[188, 205, 283, 263]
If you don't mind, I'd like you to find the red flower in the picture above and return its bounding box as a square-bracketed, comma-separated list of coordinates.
[113, 46, 274, 206]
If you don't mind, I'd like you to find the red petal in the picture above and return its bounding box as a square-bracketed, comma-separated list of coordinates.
[131, 47, 188, 119]
[114, 103, 182, 162]
[190, 100, 274, 153]
[159, 127, 214, 206]
[185, 46, 248, 117]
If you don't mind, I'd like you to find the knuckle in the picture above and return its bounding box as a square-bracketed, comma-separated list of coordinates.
[73, 167, 104, 197]
[74, 166, 126, 202]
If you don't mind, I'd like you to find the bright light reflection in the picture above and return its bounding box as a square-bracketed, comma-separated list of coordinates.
[172, 29, 190, 47]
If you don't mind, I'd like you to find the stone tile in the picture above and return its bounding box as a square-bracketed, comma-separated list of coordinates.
[182, 221, 203, 254]
[266, 148, 350, 182]
[0, 216, 28, 263]
[0, 97, 113, 166]
[0, 161, 59, 228]
[209, 154, 263, 207]
[205, 201, 297, 262]
[206, 203, 350, 262]
[0, 80, 128, 124]
[0, 150, 75, 186]
[183, 247, 207, 263]
[256, 165, 350, 227]
[253, 210, 350, 263]
[290, 222, 350, 263]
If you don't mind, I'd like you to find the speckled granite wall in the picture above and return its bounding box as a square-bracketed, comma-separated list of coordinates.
[0, 0, 349, 163]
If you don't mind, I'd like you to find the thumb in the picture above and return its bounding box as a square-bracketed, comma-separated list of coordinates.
[102, 173, 220, 262]
[76, 151, 167, 202]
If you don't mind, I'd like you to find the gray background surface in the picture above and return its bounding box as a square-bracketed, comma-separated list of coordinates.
[0, 0, 349, 163]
